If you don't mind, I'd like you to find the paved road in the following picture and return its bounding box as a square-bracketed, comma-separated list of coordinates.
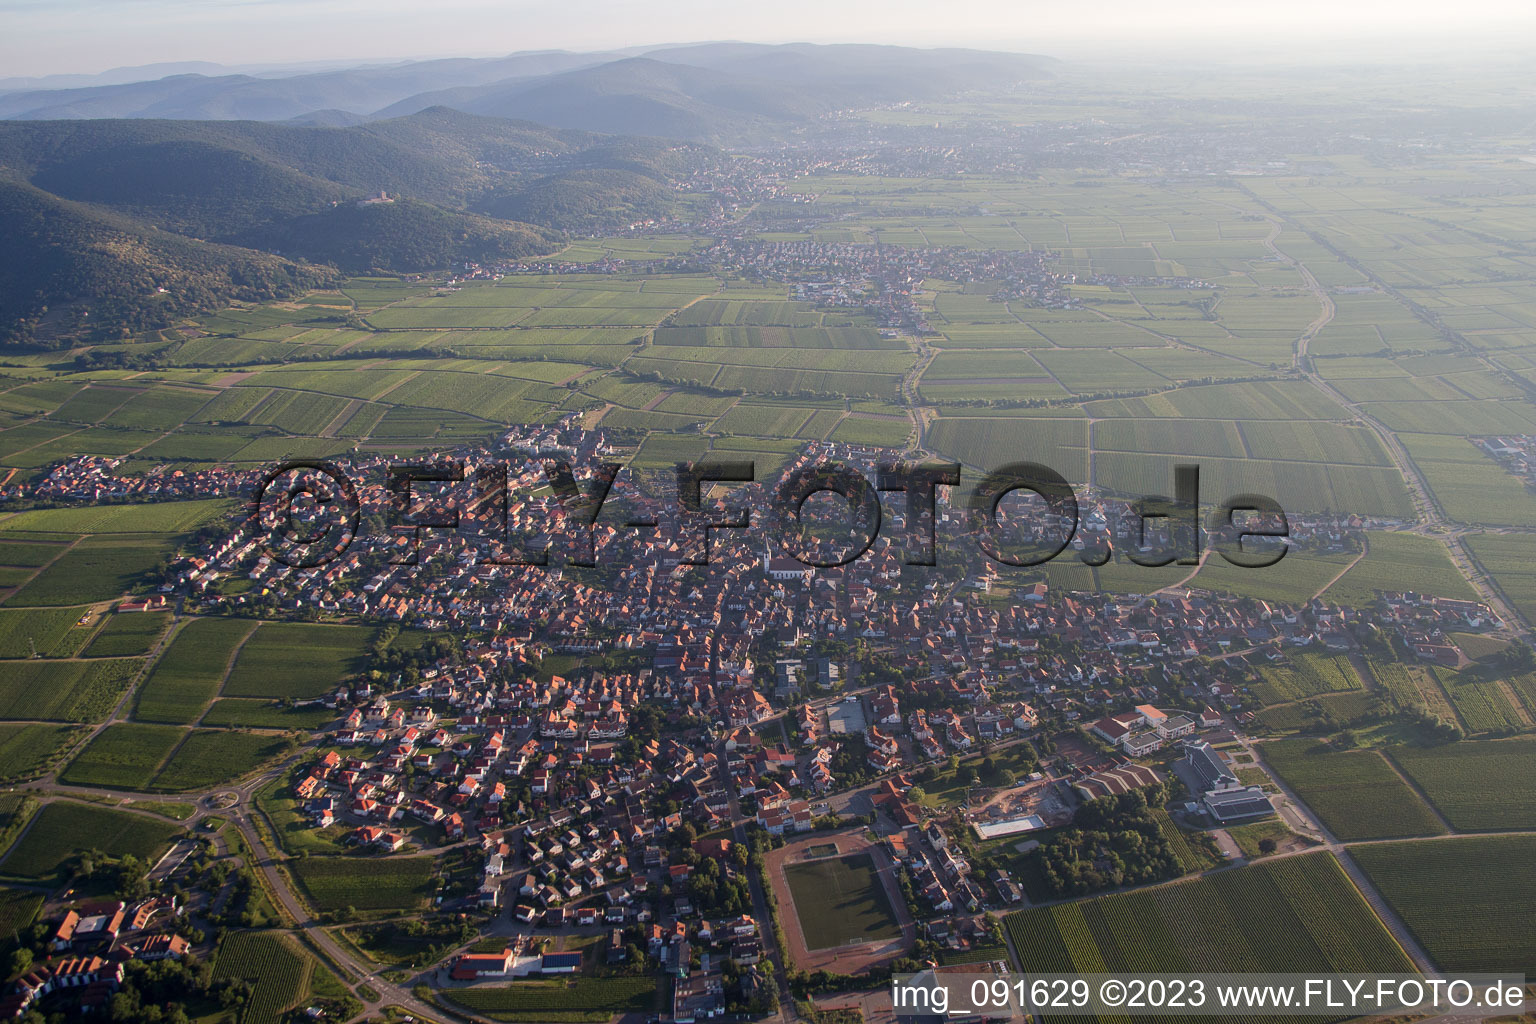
[2, 735, 469, 1024]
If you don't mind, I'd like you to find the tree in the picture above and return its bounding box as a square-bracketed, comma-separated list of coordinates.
[1499, 643, 1534, 672]
[1257, 837, 1278, 855]
[9, 948, 31, 976]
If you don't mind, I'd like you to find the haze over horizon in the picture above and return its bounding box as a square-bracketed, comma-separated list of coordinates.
[5, 0, 1536, 80]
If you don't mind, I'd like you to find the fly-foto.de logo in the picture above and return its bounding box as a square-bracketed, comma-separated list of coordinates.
[250, 458, 1288, 571]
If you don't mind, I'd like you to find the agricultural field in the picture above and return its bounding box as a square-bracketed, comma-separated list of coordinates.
[1260, 738, 1446, 841]
[212, 930, 312, 1024]
[1387, 739, 1536, 831]
[0, 795, 37, 860]
[1352, 836, 1536, 975]
[135, 617, 257, 724]
[1182, 546, 1356, 604]
[1256, 691, 1380, 734]
[201, 699, 336, 730]
[1429, 665, 1530, 735]
[444, 976, 658, 1023]
[925, 415, 1088, 479]
[0, 605, 92, 658]
[0, 499, 233, 535]
[1005, 853, 1413, 1011]
[82, 611, 172, 658]
[0, 881, 42, 930]
[828, 413, 911, 447]
[1466, 533, 1536, 626]
[223, 622, 375, 700]
[291, 855, 435, 913]
[1320, 533, 1478, 607]
[0, 658, 143, 722]
[0, 800, 180, 881]
[0, 723, 81, 782]
[2, 535, 179, 606]
[783, 852, 902, 950]
[58, 722, 186, 788]
[1398, 433, 1536, 527]
[1250, 653, 1361, 705]
[1094, 450, 1412, 518]
[938, 945, 1011, 966]
[1151, 807, 1218, 874]
[1093, 419, 1247, 460]
[1367, 656, 1457, 722]
[0, 539, 70, 568]
[148, 729, 287, 791]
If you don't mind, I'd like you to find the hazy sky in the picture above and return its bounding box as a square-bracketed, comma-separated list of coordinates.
[4, 0, 1536, 79]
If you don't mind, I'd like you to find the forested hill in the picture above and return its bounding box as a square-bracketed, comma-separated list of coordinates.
[0, 108, 712, 346]
[237, 200, 557, 275]
[0, 178, 336, 347]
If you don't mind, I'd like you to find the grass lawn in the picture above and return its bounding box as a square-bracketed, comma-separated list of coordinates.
[784, 852, 901, 950]
[1225, 819, 1300, 859]
[255, 777, 349, 856]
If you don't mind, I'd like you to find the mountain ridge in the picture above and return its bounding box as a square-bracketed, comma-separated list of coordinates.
[0, 43, 1057, 142]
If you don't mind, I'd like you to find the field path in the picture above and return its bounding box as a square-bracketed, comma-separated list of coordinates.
[370, 370, 423, 402]
[1377, 749, 1456, 834]
[1229, 184, 1530, 639]
[190, 617, 263, 727]
[1152, 545, 1211, 595]
[640, 387, 675, 412]
[319, 398, 364, 437]
[898, 329, 938, 453]
[1333, 846, 1439, 975]
[1311, 540, 1366, 602]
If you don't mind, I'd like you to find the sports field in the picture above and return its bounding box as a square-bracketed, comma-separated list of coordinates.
[783, 852, 902, 950]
